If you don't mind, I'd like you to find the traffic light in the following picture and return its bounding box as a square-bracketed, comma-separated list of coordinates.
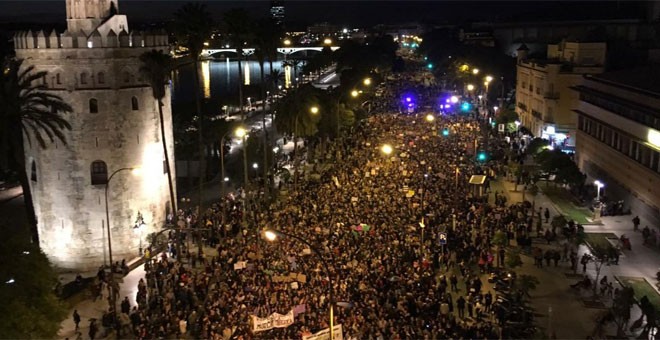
[477, 151, 487, 162]
[442, 128, 450, 137]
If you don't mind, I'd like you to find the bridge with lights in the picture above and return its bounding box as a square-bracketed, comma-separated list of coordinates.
[201, 46, 340, 58]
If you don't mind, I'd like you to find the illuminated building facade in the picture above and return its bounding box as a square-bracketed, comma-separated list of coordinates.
[574, 69, 660, 225]
[515, 40, 606, 150]
[13, 0, 175, 269]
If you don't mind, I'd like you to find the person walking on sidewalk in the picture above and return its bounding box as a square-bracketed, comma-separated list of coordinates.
[72, 309, 80, 331]
[632, 215, 640, 232]
[544, 208, 550, 223]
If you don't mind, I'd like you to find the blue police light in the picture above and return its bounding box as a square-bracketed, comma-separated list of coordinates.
[408, 103, 414, 107]
[477, 152, 487, 162]
[442, 129, 450, 136]
[427, 63, 433, 69]
[406, 97, 412, 103]
[461, 102, 471, 111]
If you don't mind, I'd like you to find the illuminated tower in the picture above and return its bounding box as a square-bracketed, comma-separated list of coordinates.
[13, 0, 175, 270]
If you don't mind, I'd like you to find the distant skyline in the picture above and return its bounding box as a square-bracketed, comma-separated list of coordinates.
[0, 1, 649, 28]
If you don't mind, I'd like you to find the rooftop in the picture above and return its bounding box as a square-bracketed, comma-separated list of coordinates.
[588, 65, 660, 96]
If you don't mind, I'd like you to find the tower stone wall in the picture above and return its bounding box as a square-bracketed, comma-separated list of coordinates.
[14, 1, 175, 270]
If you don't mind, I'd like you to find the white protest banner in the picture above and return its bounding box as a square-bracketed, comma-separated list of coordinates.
[251, 310, 295, 332]
[233, 261, 247, 270]
[302, 324, 343, 340]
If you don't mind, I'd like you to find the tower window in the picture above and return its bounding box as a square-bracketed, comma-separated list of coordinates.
[80, 72, 88, 85]
[97, 72, 105, 84]
[56, 73, 61, 85]
[123, 72, 130, 83]
[31, 161, 37, 182]
[91, 160, 108, 185]
[89, 98, 98, 113]
[131, 97, 139, 110]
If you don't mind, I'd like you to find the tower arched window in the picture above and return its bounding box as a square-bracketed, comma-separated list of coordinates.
[131, 96, 139, 111]
[80, 72, 88, 85]
[91, 160, 108, 185]
[89, 98, 98, 113]
[123, 72, 130, 83]
[97, 72, 105, 84]
[31, 161, 37, 182]
[56, 73, 61, 85]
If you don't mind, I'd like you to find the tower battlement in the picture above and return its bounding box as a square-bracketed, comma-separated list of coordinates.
[13, 29, 168, 50]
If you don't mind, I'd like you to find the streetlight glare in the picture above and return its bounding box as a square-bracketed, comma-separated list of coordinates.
[351, 90, 359, 98]
[472, 68, 480, 75]
[253, 163, 259, 169]
[485, 75, 493, 83]
[381, 144, 393, 155]
[264, 230, 277, 241]
[283, 38, 291, 46]
[425, 114, 435, 122]
[467, 84, 475, 91]
[131, 167, 142, 176]
[235, 127, 247, 138]
[594, 180, 604, 188]
[323, 38, 332, 45]
[310, 106, 319, 114]
[363, 78, 372, 86]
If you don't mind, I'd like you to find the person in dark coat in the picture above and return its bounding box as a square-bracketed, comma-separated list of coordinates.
[73, 310, 81, 331]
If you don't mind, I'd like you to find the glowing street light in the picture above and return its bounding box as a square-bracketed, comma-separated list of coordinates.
[234, 127, 247, 138]
[472, 68, 480, 75]
[381, 144, 393, 155]
[594, 180, 605, 201]
[310, 106, 319, 114]
[323, 38, 332, 45]
[252, 163, 259, 169]
[450, 96, 459, 103]
[351, 90, 359, 98]
[467, 84, 475, 91]
[283, 38, 291, 46]
[363, 78, 372, 86]
[485, 75, 493, 83]
[425, 114, 435, 122]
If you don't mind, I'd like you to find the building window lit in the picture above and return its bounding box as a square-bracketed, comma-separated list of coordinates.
[90, 160, 108, 185]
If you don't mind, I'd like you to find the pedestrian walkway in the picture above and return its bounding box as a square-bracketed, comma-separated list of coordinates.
[493, 176, 660, 338]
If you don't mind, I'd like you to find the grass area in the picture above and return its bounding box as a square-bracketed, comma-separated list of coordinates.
[541, 186, 592, 224]
[616, 276, 660, 312]
[584, 233, 619, 253]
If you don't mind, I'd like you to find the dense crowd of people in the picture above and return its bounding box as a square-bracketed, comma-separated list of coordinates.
[95, 70, 542, 340]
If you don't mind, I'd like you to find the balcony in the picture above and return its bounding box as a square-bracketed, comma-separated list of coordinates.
[532, 110, 542, 120]
[517, 102, 528, 111]
[544, 92, 560, 100]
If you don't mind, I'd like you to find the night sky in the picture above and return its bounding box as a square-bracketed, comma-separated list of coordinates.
[0, 1, 649, 27]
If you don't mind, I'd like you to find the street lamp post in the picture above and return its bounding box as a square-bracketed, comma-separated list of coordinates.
[235, 127, 249, 226]
[104, 166, 140, 314]
[264, 229, 336, 340]
[594, 180, 604, 202]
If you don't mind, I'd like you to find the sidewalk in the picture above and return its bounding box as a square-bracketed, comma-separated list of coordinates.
[494, 176, 660, 338]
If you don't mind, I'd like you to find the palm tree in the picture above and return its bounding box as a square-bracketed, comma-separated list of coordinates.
[266, 69, 285, 90]
[0, 58, 72, 243]
[273, 85, 321, 185]
[139, 49, 176, 220]
[253, 42, 269, 187]
[223, 8, 253, 122]
[174, 2, 213, 212]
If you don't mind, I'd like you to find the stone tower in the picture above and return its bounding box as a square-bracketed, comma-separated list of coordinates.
[14, 0, 175, 270]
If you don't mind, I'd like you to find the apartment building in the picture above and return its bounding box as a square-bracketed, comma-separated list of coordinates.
[515, 41, 606, 150]
[573, 68, 660, 226]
